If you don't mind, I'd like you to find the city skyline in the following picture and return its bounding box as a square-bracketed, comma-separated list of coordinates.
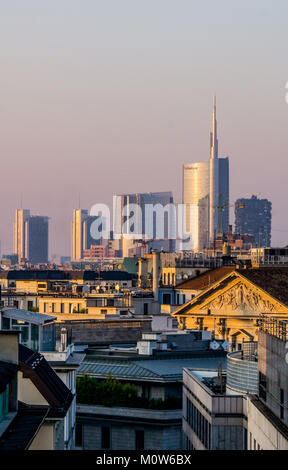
[0, 1, 288, 256]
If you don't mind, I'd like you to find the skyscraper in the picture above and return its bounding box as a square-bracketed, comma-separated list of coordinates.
[71, 209, 103, 260]
[13, 210, 49, 264]
[26, 216, 49, 264]
[234, 195, 272, 247]
[14, 209, 30, 263]
[114, 192, 176, 256]
[182, 96, 229, 251]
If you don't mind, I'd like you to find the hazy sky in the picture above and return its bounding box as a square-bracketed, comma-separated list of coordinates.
[0, 0, 288, 257]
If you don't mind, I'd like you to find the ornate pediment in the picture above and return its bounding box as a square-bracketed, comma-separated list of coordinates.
[199, 281, 284, 314]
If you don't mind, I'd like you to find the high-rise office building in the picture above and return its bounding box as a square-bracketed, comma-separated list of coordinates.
[14, 209, 30, 263]
[71, 209, 103, 260]
[234, 195, 272, 247]
[13, 210, 49, 264]
[26, 216, 49, 264]
[114, 192, 176, 256]
[183, 96, 229, 251]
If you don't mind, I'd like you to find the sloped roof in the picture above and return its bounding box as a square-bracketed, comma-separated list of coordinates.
[78, 359, 160, 380]
[0, 405, 48, 450]
[2, 308, 56, 325]
[238, 268, 288, 306]
[175, 266, 235, 291]
[19, 344, 74, 411]
[77, 356, 227, 382]
[174, 267, 288, 317]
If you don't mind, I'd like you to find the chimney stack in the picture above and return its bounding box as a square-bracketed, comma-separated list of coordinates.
[60, 328, 68, 352]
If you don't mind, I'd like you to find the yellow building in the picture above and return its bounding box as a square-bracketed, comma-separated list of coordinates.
[172, 268, 288, 348]
[38, 293, 133, 318]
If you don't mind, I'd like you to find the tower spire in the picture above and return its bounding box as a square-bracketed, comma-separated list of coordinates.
[210, 94, 218, 159]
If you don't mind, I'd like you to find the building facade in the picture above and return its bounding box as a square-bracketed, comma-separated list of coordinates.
[71, 209, 103, 261]
[13, 210, 49, 264]
[234, 195, 272, 248]
[182, 368, 247, 450]
[247, 317, 288, 450]
[114, 192, 176, 256]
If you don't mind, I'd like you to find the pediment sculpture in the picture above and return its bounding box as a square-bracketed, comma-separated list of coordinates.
[200, 282, 280, 314]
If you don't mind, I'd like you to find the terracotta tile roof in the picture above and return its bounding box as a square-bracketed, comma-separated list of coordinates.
[176, 266, 235, 291]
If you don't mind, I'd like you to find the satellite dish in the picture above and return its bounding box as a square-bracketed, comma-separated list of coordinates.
[221, 341, 231, 351]
[210, 340, 220, 350]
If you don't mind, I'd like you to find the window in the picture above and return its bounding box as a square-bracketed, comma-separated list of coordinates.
[101, 427, 110, 449]
[20, 326, 29, 348]
[1, 317, 10, 330]
[0, 385, 9, 422]
[259, 372, 267, 401]
[75, 423, 83, 447]
[185, 396, 210, 449]
[31, 324, 39, 351]
[135, 430, 145, 450]
[163, 293, 171, 305]
[143, 303, 148, 315]
[61, 303, 64, 313]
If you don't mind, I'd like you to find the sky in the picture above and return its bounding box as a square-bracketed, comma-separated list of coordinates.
[0, 0, 288, 257]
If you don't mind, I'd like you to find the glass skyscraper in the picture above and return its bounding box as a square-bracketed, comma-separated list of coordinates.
[183, 96, 229, 251]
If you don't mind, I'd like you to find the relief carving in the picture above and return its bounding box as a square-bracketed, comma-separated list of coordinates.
[201, 282, 279, 314]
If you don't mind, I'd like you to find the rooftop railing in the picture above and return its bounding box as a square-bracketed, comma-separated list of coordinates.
[259, 316, 288, 342]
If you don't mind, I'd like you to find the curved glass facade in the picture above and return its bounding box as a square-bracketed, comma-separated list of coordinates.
[227, 351, 258, 395]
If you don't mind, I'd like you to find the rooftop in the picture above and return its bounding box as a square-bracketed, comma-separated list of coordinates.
[19, 344, 74, 413]
[175, 266, 235, 290]
[2, 308, 56, 325]
[0, 269, 134, 281]
[78, 356, 227, 382]
[239, 268, 288, 305]
[0, 404, 48, 450]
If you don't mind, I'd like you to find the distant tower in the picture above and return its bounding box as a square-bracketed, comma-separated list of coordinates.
[14, 209, 30, 263]
[26, 216, 49, 264]
[14, 210, 49, 264]
[71, 209, 88, 261]
[71, 209, 103, 261]
[182, 95, 229, 251]
[235, 195, 272, 247]
[209, 95, 219, 245]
